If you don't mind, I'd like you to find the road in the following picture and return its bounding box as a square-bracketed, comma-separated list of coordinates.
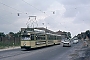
[0, 42, 82, 60]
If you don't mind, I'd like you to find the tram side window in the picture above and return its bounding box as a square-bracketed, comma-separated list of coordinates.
[47, 35, 56, 40]
[31, 34, 34, 40]
[47, 35, 51, 40]
[57, 36, 61, 40]
[49, 35, 53, 40]
[36, 35, 45, 40]
[53, 36, 56, 40]
[51, 35, 55, 40]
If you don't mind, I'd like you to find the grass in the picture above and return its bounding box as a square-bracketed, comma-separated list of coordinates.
[0, 42, 20, 49]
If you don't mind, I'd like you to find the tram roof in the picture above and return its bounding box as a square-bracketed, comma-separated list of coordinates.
[46, 33, 61, 36]
[21, 27, 61, 36]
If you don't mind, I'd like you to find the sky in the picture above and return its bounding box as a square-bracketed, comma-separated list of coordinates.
[0, 0, 90, 37]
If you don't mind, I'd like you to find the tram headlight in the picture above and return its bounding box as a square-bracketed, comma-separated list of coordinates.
[23, 42, 26, 46]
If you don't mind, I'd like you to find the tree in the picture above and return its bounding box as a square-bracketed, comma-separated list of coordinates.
[8, 32, 15, 37]
[68, 32, 71, 38]
[85, 30, 90, 39]
[77, 34, 82, 39]
[9, 32, 14, 35]
[0, 32, 5, 37]
[66, 32, 71, 39]
[14, 31, 21, 37]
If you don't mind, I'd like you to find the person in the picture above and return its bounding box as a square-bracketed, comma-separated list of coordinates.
[83, 40, 88, 47]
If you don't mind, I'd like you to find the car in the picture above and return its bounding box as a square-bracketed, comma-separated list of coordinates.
[61, 40, 65, 43]
[73, 39, 78, 44]
[63, 40, 71, 47]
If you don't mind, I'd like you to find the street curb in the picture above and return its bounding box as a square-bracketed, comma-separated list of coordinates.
[0, 46, 20, 51]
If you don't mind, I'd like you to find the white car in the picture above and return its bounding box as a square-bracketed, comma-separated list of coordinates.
[63, 40, 71, 47]
[61, 40, 65, 43]
[73, 39, 78, 44]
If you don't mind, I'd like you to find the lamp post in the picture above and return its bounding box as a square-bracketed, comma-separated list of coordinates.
[13, 36, 15, 48]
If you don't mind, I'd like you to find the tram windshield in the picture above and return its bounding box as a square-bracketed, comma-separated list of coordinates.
[21, 35, 30, 40]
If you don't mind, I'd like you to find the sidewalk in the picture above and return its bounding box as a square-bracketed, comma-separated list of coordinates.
[69, 39, 90, 60]
[0, 46, 20, 51]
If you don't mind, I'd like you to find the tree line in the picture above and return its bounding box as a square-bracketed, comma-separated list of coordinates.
[0, 31, 21, 38]
[0, 31, 21, 48]
[77, 30, 90, 40]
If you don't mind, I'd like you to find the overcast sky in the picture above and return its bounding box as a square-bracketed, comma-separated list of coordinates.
[0, 0, 90, 37]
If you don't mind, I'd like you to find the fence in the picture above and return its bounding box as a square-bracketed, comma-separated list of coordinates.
[0, 37, 20, 48]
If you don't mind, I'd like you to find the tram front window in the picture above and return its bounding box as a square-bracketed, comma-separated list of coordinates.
[21, 35, 30, 40]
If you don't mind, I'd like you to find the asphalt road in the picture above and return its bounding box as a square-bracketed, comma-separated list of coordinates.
[0, 42, 82, 60]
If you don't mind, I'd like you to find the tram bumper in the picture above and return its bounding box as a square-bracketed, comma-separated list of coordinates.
[21, 46, 31, 49]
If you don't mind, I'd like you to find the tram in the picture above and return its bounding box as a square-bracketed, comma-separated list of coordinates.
[20, 28, 61, 50]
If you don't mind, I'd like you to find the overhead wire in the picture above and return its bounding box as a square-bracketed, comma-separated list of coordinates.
[0, 1, 29, 26]
[21, 0, 56, 28]
[0, 0, 56, 28]
[21, 0, 47, 28]
[22, 0, 70, 31]
[21, 0, 55, 16]
[0, 1, 29, 17]
[0, 2, 21, 12]
[21, 0, 45, 14]
[0, 0, 54, 18]
[0, 1, 74, 35]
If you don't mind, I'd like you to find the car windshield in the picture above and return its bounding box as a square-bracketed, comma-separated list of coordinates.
[64, 40, 69, 42]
